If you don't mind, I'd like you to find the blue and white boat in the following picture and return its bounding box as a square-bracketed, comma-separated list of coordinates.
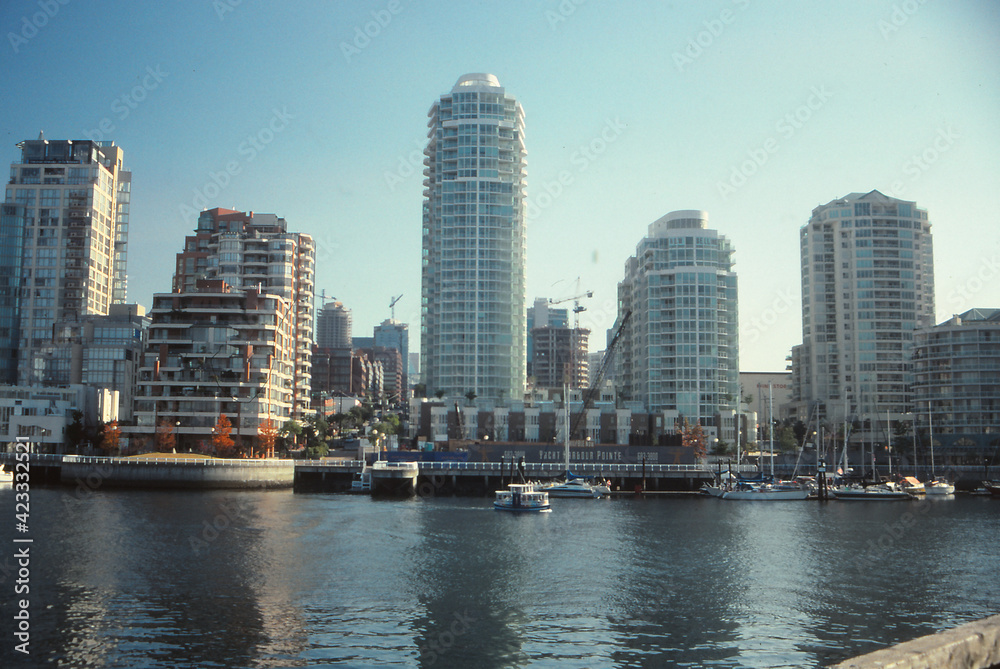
[494, 483, 551, 512]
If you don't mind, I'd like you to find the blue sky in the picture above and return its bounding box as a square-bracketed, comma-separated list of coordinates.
[2, 0, 998, 371]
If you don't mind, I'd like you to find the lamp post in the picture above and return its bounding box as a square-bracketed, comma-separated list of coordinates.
[232, 396, 242, 456]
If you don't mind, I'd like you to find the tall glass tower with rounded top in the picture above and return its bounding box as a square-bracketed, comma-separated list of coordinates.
[421, 74, 527, 402]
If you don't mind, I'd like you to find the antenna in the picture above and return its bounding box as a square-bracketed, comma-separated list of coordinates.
[389, 294, 403, 320]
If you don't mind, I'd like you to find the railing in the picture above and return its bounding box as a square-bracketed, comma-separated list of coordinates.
[61, 455, 291, 467]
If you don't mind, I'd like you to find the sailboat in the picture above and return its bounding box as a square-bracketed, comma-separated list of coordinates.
[542, 387, 609, 498]
[831, 408, 911, 500]
[924, 410, 955, 495]
[721, 383, 809, 500]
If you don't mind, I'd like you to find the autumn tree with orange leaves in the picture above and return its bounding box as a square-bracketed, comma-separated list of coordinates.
[257, 418, 278, 458]
[155, 419, 176, 452]
[101, 421, 122, 454]
[677, 417, 708, 462]
[212, 413, 236, 457]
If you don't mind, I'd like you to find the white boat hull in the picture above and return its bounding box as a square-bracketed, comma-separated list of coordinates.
[832, 487, 911, 500]
[543, 480, 609, 498]
[925, 482, 955, 495]
[721, 487, 809, 500]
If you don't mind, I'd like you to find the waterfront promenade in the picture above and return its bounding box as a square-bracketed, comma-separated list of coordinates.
[0, 452, 727, 492]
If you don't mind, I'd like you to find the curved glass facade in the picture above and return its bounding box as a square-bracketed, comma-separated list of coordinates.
[421, 74, 527, 401]
[617, 210, 739, 424]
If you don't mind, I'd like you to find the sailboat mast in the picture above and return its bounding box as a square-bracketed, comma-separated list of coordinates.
[887, 409, 892, 477]
[769, 382, 774, 478]
[929, 407, 935, 480]
[563, 384, 570, 473]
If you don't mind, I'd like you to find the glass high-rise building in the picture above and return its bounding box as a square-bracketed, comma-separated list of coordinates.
[315, 300, 352, 349]
[789, 190, 935, 422]
[421, 73, 527, 401]
[3, 136, 131, 385]
[617, 210, 739, 425]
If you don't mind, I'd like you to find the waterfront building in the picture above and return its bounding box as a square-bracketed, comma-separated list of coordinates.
[171, 208, 315, 419]
[527, 298, 568, 379]
[0, 384, 117, 452]
[133, 280, 295, 452]
[615, 210, 739, 443]
[357, 346, 396, 400]
[35, 304, 148, 421]
[311, 346, 382, 400]
[530, 325, 589, 391]
[911, 308, 1000, 463]
[789, 190, 935, 424]
[0, 203, 25, 384]
[374, 318, 409, 395]
[421, 73, 527, 402]
[316, 300, 352, 349]
[409, 395, 689, 462]
[3, 136, 132, 385]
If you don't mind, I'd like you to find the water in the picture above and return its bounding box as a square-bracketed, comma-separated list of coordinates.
[0, 487, 997, 668]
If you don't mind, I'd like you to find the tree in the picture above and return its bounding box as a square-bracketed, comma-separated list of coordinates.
[280, 420, 303, 451]
[413, 383, 427, 398]
[712, 438, 731, 456]
[676, 417, 707, 461]
[434, 389, 445, 399]
[465, 390, 477, 405]
[66, 410, 86, 453]
[212, 414, 236, 457]
[101, 421, 122, 455]
[155, 419, 177, 452]
[257, 418, 279, 458]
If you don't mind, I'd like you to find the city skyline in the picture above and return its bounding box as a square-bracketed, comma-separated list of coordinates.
[2, 1, 998, 372]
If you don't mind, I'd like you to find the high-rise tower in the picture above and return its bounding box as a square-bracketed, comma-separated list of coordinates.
[170, 207, 315, 419]
[789, 190, 935, 422]
[421, 73, 527, 401]
[3, 136, 131, 385]
[617, 210, 739, 426]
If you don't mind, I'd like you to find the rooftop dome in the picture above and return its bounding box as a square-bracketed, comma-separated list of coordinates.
[453, 73, 501, 89]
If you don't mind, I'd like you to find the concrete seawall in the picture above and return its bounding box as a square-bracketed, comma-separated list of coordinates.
[830, 614, 1000, 669]
[60, 456, 294, 489]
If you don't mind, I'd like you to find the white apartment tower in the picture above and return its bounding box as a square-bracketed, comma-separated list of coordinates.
[617, 210, 739, 425]
[4, 136, 131, 385]
[421, 73, 527, 401]
[790, 190, 935, 422]
[315, 300, 352, 349]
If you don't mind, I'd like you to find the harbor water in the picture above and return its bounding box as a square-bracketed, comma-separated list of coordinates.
[0, 487, 997, 668]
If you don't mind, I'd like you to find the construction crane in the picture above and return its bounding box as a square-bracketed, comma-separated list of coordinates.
[569, 310, 631, 440]
[389, 294, 403, 320]
[548, 289, 593, 329]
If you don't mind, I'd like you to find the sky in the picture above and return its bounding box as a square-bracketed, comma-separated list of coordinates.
[2, 0, 998, 372]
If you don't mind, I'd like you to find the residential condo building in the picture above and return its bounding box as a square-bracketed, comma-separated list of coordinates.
[616, 210, 739, 441]
[421, 73, 527, 402]
[4, 135, 132, 385]
[911, 308, 1000, 461]
[171, 208, 315, 419]
[789, 190, 935, 424]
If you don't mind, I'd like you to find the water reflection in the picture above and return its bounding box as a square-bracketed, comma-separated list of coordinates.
[0, 488, 997, 667]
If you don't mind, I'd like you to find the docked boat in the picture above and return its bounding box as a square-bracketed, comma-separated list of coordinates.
[831, 482, 912, 500]
[900, 476, 925, 495]
[721, 481, 810, 501]
[0, 467, 12, 484]
[984, 481, 1000, 497]
[494, 483, 551, 512]
[924, 479, 955, 495]
[543, 476, 610, 498]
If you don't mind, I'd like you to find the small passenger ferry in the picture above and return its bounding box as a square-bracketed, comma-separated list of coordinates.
[494, 483, 551, 512]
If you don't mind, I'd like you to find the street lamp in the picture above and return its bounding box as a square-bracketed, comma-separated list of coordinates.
[232, 397, 242, 455]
